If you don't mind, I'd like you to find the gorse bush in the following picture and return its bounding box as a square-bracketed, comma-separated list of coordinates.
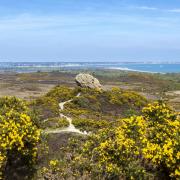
[73, 118, 110, 132]
[74, 101, 180, 179]
[141, 101, 180, 178]
[31, 85, 79, 123]
[46, 85, 78, 102]
[0, 97, 40, 179]
[64, 87, 147, 119]
[107, 87, 147, 108]
[0, 96, 27, 114]
[25, 85, 179, 179]
[32, 86, 147, 125]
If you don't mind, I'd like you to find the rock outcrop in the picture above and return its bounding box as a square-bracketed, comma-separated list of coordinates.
[75, 73, 102, 90]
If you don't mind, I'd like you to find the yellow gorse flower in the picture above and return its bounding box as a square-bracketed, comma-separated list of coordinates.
[81, 101, 180, 179]
[0, 97, 40, 179]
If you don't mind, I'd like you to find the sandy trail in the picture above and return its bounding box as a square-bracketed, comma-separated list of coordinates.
[44, 93, 88, 135]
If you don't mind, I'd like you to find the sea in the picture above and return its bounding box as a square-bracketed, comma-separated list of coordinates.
[0, 62, 179, 73]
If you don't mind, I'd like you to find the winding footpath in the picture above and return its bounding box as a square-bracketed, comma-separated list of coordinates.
[44, 93, 88, 135]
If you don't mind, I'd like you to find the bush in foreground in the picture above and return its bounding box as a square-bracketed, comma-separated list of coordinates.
[0, 97, 40, 179]
[75, 101, 180, 179]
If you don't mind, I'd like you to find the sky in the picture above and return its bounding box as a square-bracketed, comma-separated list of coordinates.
[0, 0, 180, 62]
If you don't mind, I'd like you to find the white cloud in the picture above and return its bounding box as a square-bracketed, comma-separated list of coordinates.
[131, 6, 158, 11]
[137, 6, 158, 10]
[168, 9, 180, 13]
[131, 6, 180, 13]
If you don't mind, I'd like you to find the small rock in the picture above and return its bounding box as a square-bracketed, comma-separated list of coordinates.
[75, 73, 102, 90]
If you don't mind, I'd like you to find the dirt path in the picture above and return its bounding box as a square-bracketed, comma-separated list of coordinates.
[44, 93, 88, 135]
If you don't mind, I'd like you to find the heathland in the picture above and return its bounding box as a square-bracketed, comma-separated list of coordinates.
[0, 70, 179, 179]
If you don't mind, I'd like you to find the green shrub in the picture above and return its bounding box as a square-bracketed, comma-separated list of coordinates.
[107, 87, 147, 108]
[46, 85, 78, 102]
[65, 87, 147, 118]
[42, 117, 69, 129]
[73, 118, 110, 132]
[58, 118, 69, 128]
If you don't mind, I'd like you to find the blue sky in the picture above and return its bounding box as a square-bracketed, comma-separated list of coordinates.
[0, 0, 180, 62]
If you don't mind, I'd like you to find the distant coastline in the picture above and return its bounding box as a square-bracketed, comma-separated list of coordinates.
[0, 62, 179, 73]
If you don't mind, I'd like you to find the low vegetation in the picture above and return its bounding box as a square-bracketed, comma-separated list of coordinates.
[0, 97, 40, 179]
[0, 84, 179, 179]
[41, 117, 69, 129]
[72, 118, 111, 133]
[40, 101, 180, 179]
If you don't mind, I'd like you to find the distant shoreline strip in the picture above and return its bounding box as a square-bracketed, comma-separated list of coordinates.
[106, 67, 161, 74]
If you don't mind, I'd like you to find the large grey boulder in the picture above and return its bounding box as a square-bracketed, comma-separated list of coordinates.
[75, 73, 102, 90]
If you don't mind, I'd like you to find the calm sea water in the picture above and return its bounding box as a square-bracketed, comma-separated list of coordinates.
[0, 62, 179, 73]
